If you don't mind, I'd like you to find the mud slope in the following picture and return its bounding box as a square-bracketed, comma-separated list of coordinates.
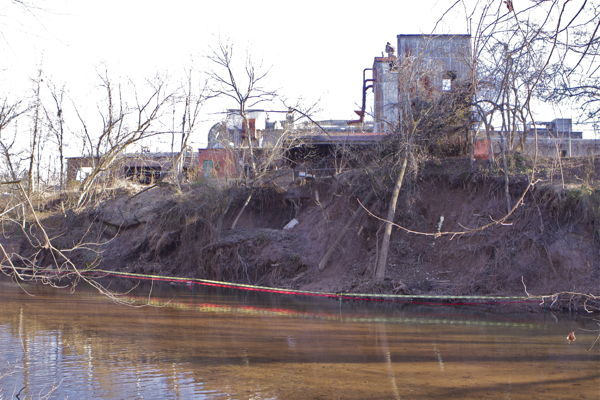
[71, 160, 600, 304]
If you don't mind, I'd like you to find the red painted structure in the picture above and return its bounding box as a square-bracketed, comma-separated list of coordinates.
[197, 149, 236, 179]
[473, 139, 490, 161]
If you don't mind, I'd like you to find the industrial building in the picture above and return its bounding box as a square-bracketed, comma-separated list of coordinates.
[199, 34, 600, 181]
[370, 34, 473, 134]
[66, 150, 197, 186]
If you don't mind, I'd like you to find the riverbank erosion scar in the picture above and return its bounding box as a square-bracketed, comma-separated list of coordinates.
[33, 158, 600, 311]
[91, 184, 181, 228]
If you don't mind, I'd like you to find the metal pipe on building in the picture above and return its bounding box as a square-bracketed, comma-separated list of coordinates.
[348, 68, 373, 125]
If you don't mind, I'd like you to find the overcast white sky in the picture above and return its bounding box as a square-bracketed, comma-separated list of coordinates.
[0, 0, 591, 154]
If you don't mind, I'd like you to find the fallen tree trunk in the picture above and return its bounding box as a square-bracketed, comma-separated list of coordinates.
[375, 154, 408, 281]
[231, 192, 253, 229]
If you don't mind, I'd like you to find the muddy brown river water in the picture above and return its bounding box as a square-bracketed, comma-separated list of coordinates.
[0, 277, 598, 399]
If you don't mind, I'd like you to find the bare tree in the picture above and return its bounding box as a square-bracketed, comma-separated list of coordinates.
[44, 81, 67, 191]
[167, 65, 212, 184]
[207, 38, 277, 228]
[468, 0, 587, 204]
[27, 68, 42, 196]
[73, 70, 174, 207]
[538, 1, 600, 124]
[207, 38, 276, 149]
[0, 0, 49, 48]
[370, 0, 593, 283]
[0, 96, 27, 181]
[374, 35, 474, 281]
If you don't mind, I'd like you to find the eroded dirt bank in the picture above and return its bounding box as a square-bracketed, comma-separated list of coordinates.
[41, 157, 600, 310]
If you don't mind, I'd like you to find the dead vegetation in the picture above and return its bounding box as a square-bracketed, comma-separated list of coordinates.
[0, 154, 591, 312]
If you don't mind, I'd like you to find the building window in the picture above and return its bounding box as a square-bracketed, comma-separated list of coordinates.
[203, 160, 213, 176]
[241, 118, 257, 140]
[442, 70, 457, 92]
[442, 79, 452, 91]
[76, 167, 93, 181]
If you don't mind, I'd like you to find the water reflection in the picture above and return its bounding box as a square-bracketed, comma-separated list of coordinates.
[0, 278, 598, 399]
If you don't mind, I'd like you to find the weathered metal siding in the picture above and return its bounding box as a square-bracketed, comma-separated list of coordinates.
[372, 35, 472, 133]
[396, 34, 472, 90]
[396, 35, 472, 131]
[373, 57, 398, 134]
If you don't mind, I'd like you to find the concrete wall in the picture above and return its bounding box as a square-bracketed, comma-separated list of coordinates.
[373, 57, 398, 134]
[521, 138, 600, 158]
[490, 137, 600, 158]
